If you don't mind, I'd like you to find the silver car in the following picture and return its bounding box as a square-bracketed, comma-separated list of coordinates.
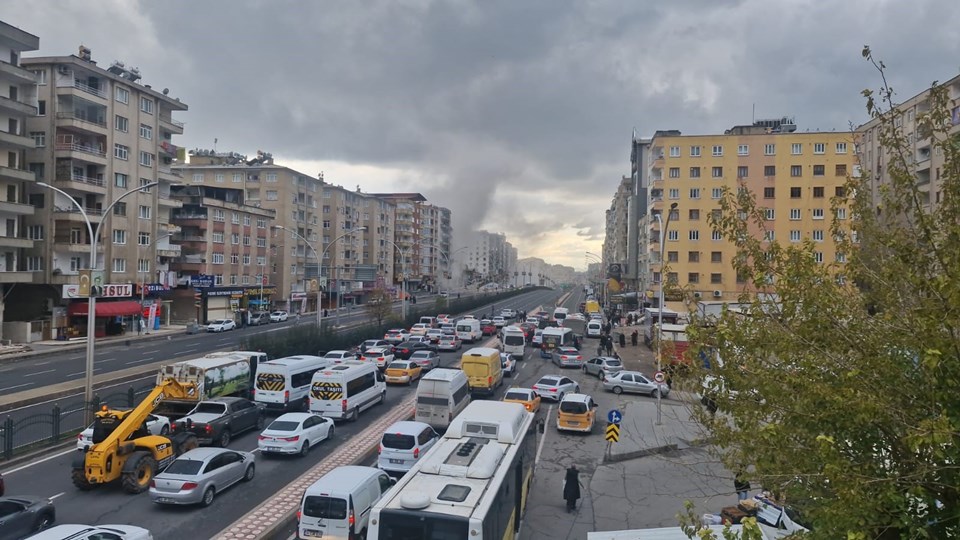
[582, 357, 624, 380]
[603, 371, 670, 398]
[409, 350, 440, 371]
[149, 447, 255, 507]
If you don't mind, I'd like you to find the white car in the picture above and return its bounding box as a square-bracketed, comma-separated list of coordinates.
[26, 525, 153, 540]
[410, 323, 430, 336]
[323, 350, 357, 363]
[206, 319, 236, 332]
[533, 375, 580, 401]
[270, 310, 289, 322]
[77, 414, 170, 450]
[500, 353, 516, 378]
[384, 329, 410, 344]
[492, 316, 507, 328]
[257, 413, 334, 456]
[378, 421, 439, 475]
[360, 347, 394, 370]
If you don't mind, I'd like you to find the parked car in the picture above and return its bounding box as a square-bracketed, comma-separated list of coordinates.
[149, 447, 255, 506]
[603, 371, 670, 398]
[249, 312, 270, 326]
[257, 413, 334, 457]
[582, 356, 624, 380]
[77, 414, 170, 450]
[437, 334, 461, 352]
[270, 310, 289, 322]
[500, 353, 516, 378]
[206, 319, 236, 332]
[323, 350, 357, 363]
[532, 375, 580, 402]
[502, 387, 541, 413]
[377, 421, 439, 476]
[394, 341, 435, 360]
[173, 397, 265, 447]
[409, 350, 440, 371]
[0, 495, 56, 540]
[384, 360, 422, 385]
[552, 347, 584, 368]
[360, 339, 393, 354]
[384, 329, 410, 344]
[360, 347, 394, 370]
[25, 525, 151, 540]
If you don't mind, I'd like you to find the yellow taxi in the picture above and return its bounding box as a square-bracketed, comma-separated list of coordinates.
[502, 387, 541, 413]
[556, 393, 598, 433]
[384, 360, 422, 386]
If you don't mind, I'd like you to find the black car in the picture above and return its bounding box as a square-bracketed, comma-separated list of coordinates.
[0, 495, 56, 540]
[393, 340, 436, 360]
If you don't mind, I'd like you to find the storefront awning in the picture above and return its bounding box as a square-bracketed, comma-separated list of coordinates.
[68, 300, 143, 317]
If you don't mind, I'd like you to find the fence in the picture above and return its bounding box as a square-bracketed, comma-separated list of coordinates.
[0, 382, 156, 461]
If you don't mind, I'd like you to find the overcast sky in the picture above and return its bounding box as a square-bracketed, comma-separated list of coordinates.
[8, 0, 960, 269]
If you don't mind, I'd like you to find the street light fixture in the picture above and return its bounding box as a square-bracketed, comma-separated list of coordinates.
[653, 201, 678, 425]
[272, 225, 324, 329]
[311, 226, 367, 329]
[38, 181, 160, 423]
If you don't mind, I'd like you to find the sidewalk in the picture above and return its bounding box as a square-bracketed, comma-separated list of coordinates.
[0, 324, 188, 365]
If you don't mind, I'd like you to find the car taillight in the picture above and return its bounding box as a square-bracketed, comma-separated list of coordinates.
[149, 479, 156, 488]
[378, 444, 383, 454]
[414, 447, 420, 459]
[280, 436, 299, 442]
[296, 510, 301, 521]
[181, 482, 198, 490]
[488, 376, 493, 386]
[349, 509, 355, 527]
[342, 399, 348, 412]
[284, 390, 290, 403]
[77, 433, 82, 440]
[258, 435, 267, 440]
[402, 371, 409, 376]
[204, 425, 213, 434]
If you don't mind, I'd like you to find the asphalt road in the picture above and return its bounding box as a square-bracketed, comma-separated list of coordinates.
[0, 288, 570, 540]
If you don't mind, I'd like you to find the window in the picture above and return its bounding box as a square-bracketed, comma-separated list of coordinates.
[813, 165, 825, 176]
[668, 188, 680, 199]
[113, 116, 130, 134]
[835, 186, 846, 197]
[28, 162, 44, 179]
[231, 233, 240, 245]
[140, 96, 154, 114]
[32, 70, 47, 85]
[667, 272, 678, 284]
[138, 232, 150, 246]
[812, 230, 824, 242]
[212, 232, 224, 243]
[764, 208, 775, 220]
[737, 166, 748, 178]
[761, 166, 775, 178]
[27, 257, 43, 271]
[257, 218, 266, 229]
[257, 256, 266, 266]
[115, 87, 129, 104]
[814, 252, 823, 263]
[668, 230, 679, 241]
[266, 173, 278, 182]
[192, 173, 203, 183]
[790, 187, 801, 198]
[790, 165, 802, 177]
[813, 187, 825, 198]
[229, 275, 237, 285]
[836, 208, 847, 220]
[712, 145, 723, 157]
[667, 251, 678, 263]
[37, 100, 45, 115]
[689, 230, 700, 241]
[243, 216, 251, 226]
[112, 258, 126, 272]
[812, 208, 824, 220]
[27, 225, 43, 240]
[836, 142, 847, 154]
[212, 253, 224, 264]
[688, 272, 700, 284]
[112, 229, 126, 244]
[266, 190, 278, 201]
[835, 164, 847, 176]
[711, 187, 723, 199]
[735, 144, 749, 156]
[233, 173, 243, 183]
[689, 166, 701, 178]
[669, 146, 680, 157]
[688, 209, 700, 220]
[689, 188, 700, 199]
[791, 143, 802, 155]
[139, 123, 152, 140]
[764, 143, 775, 156]
[711, 273, 722, 284]
[711, 251, 722, 263]
[113, 202, 126, 216]
[790, 208, 801, 220]
[138, 259, 150, 272]
[231, 213, 240, 225]
[669, 167, 680, 178]
[213, 209, 225, 222]
[257, 237, 267, 247]
[29, 131, 46, 148]
[69, 257, 82, 272]
[243, 254, 251, 265]
[690, 146, 701, 157]
[243, 235, 251, 246]
[114, 144, 129, 160]
[138, 205, 151, 219]
[712, 166, 723, 178]
[763, 187, 775, 199]
[711, 230, 722, 241]
[688, 251, 700, 263]
[114, 173, 128, 188]
[813, 143, 825, 154]
[215, 173, 224, 184]
[836, 252, 847, 263]
[790, 230, 801, 242]
[139, 151, 153, 167]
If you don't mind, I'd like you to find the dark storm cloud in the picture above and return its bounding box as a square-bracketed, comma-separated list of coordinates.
[7, 0, 960, 265]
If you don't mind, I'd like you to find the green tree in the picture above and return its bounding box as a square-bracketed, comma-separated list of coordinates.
[686, 50, 960, 539]
[365, 288, 396, 327]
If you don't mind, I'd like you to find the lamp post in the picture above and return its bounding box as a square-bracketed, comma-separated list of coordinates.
[585, 252, 603, 307]
[273, 225, 322, 328]
[382, 239, 409, 321]
[38, 181, 159, 423]
[653, 201, 678, 425]
[316, 226, 367, 329]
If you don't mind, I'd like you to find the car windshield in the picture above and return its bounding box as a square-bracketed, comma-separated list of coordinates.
[267, 420, 300, 431]
[382, 433, 416, 449]
[411, 352, 431, 359]
[606, 359, 622, 367]
[560, 401, 588, 414]
[192, 403, 227, 414]
[364, 340, 379, 346]
[324, 352, 345, 358]
[388, 362, 410, 370]
[303, 496, 348, 520]
[537, 378, 559, 386]
[560, 348, 578, 354]
[164, 459, 204, 475]
[505, 391, 529, 401]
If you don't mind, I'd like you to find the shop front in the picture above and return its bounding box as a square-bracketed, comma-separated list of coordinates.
[202, 287, 245, 323]
[62, 283, 142, 339]
[244, 285, 276, 313]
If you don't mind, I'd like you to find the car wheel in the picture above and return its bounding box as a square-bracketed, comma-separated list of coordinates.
[256, 415, 265, 430]
[243, 464, 256, 481]
[327, 425, 335, 439]
[651, 389, 661, 399]
[574, 385, 580, 393]
[349, 407, 359, 422]
[160, 425, 170, 436]
[218, 429, 231, 447]
[377, 391, 386, 405]
[299, 441, 310, 457]
[613, 386, 623, 395]
[581, 366, 588, 374]
[34, 512, 54, 531]
[558, 392, 565, 401]
[202, 487, 216, 507]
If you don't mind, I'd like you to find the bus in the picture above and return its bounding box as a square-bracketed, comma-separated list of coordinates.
[539, 326, 575, 358]
[368, 400, 536, 540]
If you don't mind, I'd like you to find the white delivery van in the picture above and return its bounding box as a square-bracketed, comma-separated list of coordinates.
[310, 361, 386, 421]
[414, 368, 471, 430]
[254, 355, 331, 412]
[586, 319, 603, 338]
[553, 306, 570, 323]
[455, 317, 481, 343]
[298, 466, 395, 540]
[501, 325, 526, 359]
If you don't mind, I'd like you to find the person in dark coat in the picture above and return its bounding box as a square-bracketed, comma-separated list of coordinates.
[618, 332, 626, 348]
[734, 472, 751, 500]
[563, 465, 583, 512]
[631, 330, 638, 346]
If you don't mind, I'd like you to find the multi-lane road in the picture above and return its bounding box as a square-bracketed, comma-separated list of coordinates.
[0, 287, 576, 540]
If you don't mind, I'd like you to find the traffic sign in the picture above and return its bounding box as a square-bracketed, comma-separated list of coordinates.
[605, 422, 620, 443]
[607, 409, 623, 424]
[654, 371, 666, 383]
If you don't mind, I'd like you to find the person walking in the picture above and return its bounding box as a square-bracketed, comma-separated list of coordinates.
[137, 316, 144, 336]
[618, 332, 626, 349]
[631, 330, 638, 346]
[734, 472, 751, 501]
[563, 465, 583, 512]
[605, 337, 613, 356]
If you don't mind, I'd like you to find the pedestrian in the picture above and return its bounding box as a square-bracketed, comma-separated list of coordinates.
[605, 339, 613, 356]
[619, 332, 626, 349]
[323, 309, 328, 317]
[734, 472, 751, 501]
[137, 316, 143, 336]
[563, 465, 583, 512]
[596, 342, 604, 356]
[631, 330, 638, 347]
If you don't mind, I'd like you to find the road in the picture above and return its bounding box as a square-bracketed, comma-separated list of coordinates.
[0, 288, 571, 540]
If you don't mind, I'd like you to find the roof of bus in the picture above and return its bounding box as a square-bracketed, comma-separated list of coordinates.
[259, 356, 328, 369]
[542, 326, 572, 335]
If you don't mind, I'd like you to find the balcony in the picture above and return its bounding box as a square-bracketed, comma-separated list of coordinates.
[0, 129, 35, 150]
[0, 270, 37, 283]
[157, 245, 182, 258]
[158, 193, 183, 208]
[55, 172, 107, 195]
[0, 61, 37, 85]
[63, 242, 102, 253]
[0, 166, 35, 182]
[170, 261, 205, 273]
[158, 140, 179, 157]
[0, 236, 33, 248]
[0, 94, 36, 116]
[172, 218, 208, 230]
[54, 142, 107, 165]
[55, 111, 108, 135]
[159, 115, 184, 135]
[158, 166, 182, 183]
[53, 206, 104, 222]
[56, 78, 108, 101]
[0, 200, 35, 216]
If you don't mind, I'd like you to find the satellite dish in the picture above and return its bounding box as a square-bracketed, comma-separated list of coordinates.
[162, 88, 169, 95]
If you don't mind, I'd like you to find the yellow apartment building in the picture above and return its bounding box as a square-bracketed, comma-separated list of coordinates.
[645, 120, 857, 300]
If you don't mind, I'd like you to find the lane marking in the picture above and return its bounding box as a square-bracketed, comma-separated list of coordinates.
[536, 406, 553, 466]
[24, 369, 56, 377]
[0, 382, 34, 392]
[33, 361, 51, 366]
[1, 448, 75, 475]
[50, 491, 66, 500]
[143, 349, 161, 354]
[1, 374, 156, 414]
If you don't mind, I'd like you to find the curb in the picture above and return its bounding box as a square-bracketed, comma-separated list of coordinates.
[604, 443, 679, 463]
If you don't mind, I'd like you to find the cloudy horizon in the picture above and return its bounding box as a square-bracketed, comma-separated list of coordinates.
[7, 0, 959, 270]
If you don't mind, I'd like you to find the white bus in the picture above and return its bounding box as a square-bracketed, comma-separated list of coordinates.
[368, 401, 536, 540]
[254, 355, 331, 412]
[501, 325, 526, 360]
[539, 326, 575, 358]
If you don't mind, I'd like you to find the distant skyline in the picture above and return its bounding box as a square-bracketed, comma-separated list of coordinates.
[7, 0, 960, 270]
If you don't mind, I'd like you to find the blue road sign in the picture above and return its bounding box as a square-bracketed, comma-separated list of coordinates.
[607, 409, 623, 424]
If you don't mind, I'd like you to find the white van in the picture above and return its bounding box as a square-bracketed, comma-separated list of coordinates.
[310, 361, 386, 421]
[254, 355, 332, 412]
[298, 466, 395, 540]
[455, 317, 481, 343]
[586, 319, 603, 338]
[415, 368, 471, 430]
[553, 306, 570, 323]
[501, 325, 526, 359]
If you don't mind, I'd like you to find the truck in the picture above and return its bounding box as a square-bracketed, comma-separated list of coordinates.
[154, 351, 267, 419]
[584, 300, 601, 317]
[72, 378, 201, 493]
[172, 397, 265, 447]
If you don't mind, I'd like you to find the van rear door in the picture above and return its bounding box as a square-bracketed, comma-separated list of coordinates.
[299, 494, 350, 539]
[462, 358, 491, 391]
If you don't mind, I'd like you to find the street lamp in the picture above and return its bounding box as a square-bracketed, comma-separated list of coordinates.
[653, 201, 678, 425]
[38, 181, 159, 423]
[315, 226, 367, 329]
[273, 225, 323, 328]
[382, 239, 409, 321]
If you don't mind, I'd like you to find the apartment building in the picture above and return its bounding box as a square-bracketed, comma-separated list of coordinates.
[0, 22, 39, 340]
[602, 175, 632, 286]
[644, 119, 856, 301]
[369, 193, 452, 294]
[16, 47, 187, 338]
[857, 73, 960, 212]
[463, 230, 514, 285]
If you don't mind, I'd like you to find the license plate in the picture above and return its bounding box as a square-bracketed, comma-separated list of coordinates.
[156, 497, 177, 503]
[389, 458, 404, 464]
[265, 447, 281, 452]
[303, 530, 323, 538]
[567, 421, 580, 426]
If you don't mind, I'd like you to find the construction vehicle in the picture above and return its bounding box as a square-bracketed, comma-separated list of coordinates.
[71, 378, 202, 494]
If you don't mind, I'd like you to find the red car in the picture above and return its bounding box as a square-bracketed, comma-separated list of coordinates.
[482, 322, 497, 336]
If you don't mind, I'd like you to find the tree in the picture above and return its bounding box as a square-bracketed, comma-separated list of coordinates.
[684, 50, 960, 539]
[365, 288, 396, 327]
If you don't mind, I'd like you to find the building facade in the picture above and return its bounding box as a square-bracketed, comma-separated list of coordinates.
[369, 193, 452, 294]
[463, 230, 513, 286]
[602, 175, 632, 288]
[644, 119, 856, 301]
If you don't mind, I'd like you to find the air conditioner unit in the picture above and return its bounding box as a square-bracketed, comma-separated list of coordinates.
[713, 290, 723, 298]
[693, 291, 702, 299]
